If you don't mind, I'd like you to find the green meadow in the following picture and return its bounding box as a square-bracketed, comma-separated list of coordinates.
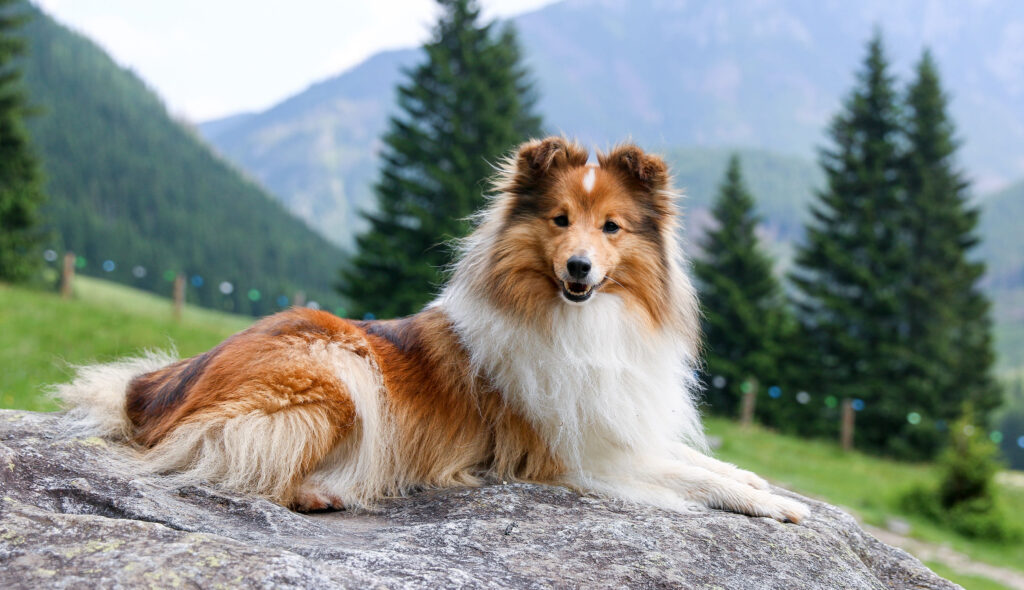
[0, 276, 251, 411]
[708, 418, 1024, 589]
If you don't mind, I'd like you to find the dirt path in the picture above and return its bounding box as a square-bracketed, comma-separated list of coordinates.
[863, 523, 1024, 590]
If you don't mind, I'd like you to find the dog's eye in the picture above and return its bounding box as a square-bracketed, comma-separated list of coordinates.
[553, 215, 569, 227]
[603, 220, 620, 234]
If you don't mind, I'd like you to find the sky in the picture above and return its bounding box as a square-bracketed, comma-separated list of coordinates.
[33, 0, 557, 123]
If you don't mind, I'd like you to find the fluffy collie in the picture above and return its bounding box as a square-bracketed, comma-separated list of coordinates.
[57, 137, 808, 522]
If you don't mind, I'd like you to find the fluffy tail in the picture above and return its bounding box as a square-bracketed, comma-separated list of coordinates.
[51, 351, 177, 440]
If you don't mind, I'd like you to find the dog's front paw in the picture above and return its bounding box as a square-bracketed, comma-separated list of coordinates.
[732, 468, 770, 490]
[761, 494, 810, 523]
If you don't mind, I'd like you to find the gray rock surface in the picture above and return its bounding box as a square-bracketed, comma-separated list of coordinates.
[0, 409, 958, 589]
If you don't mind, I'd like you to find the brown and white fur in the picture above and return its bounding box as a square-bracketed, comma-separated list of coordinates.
[56, 137, 809, 523]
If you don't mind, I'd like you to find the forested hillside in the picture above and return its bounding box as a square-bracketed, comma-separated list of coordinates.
[16, 2, 345, 316]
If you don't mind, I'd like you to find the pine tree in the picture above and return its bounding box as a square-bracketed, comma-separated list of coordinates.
[693, 155, 789, 418]
[0, 0, 45, 282]
[339, 0, 542, 318]
[790, 32, 913, 455]
[899, 50, 1000, 453]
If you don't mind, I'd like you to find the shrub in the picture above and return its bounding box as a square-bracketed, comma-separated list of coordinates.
[899, 406, 1022, 543]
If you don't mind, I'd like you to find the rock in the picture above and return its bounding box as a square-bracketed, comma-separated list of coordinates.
[0, 409, 958, 589]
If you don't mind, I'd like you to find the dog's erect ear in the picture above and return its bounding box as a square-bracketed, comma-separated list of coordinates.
[598, 144, 669, 193]
[509, 137, 589, 193]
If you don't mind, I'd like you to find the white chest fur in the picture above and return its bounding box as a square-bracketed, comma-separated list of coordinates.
[442, 291, 705, 474]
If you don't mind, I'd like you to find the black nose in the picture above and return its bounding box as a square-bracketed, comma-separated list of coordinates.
[566, 256, 591, 280]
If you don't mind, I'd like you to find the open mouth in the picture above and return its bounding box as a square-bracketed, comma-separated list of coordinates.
[560, 280, 596, 303]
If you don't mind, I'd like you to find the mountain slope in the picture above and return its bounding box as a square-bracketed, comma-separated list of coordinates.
[980, 180, 1024, 291]
[665, 147, 821, 243]
[200, 0, 1024, 249]
[17, 2, 344, 315]
[202, 49, 416, 244]
[516, 0, 1024, 188]
[980, 181, 1024, 371]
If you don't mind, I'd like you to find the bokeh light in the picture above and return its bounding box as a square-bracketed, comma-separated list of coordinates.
[277, 295, 289, 307]
[132, 265, 146, 278]
[825, 395, 838, 408]
[712, 375, 726, 389]
[102, 260, 115, 272]
[768, 386, 781, 399]
[219, 281, 233, 295]
[851, 399, 864, 412]
[907, 412, 921, 425]
[163, 270, 176, 282]
[796, 391, 811, 404]
[247, 289, 261, 302]
[191, 275, 204, 287]
[43, 249, 57, 262]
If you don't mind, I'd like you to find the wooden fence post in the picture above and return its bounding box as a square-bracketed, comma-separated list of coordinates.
[841, 398, 855, 451]
[173, 274, 185, 321]
[60, 252, 75, 300]
[740, 378, 758, 428]
[293, 291, 306, 308]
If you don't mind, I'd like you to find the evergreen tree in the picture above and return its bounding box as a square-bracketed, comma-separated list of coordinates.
[0, 0, 45, 282]
[339, 0, 542, 318]
[790, 32, 913, 455]
[694, 155, 789, 418]
[900, 50, 1001, 452]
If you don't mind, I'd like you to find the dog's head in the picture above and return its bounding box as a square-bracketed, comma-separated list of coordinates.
[481, 137, 682, 326]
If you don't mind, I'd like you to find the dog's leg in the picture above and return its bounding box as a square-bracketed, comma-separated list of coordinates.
[290, 435, 368, 512]
[671, 443, 770, 490]
[288, 346, 394, 512]
[645, 458, 809, 522]
[142, 399, 354, 509]
[567, 472, 702, 513]
[138, 342, 377, 510]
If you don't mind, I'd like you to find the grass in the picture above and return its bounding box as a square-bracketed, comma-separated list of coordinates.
[707, 417, 1024, 579]
[0, 276, 251, 411]
[925, 561, 1012, 590]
